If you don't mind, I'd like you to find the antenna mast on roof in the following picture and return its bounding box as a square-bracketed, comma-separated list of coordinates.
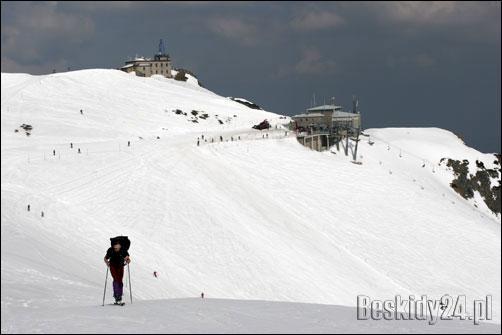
[158, 39, 166, 55]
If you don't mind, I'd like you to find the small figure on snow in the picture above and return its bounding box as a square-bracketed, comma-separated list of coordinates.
[27, 204, 30, 211]
[104, 240, 131, 304]
[220, 136, 223, 142]
[201, 292, 204, 299]
[53, 149, 56, 156]
[127, 141, 130, 147]
[78, 148, 81, 154]
[80, 109, 83, 115]
[41, 211, 44, 218]
[153, 271, 158, 278]
[70, 142, 73, 149]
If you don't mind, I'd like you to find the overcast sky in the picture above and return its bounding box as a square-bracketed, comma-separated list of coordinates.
[2, 1, 500, 152]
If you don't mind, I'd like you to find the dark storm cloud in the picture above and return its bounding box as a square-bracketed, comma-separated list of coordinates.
[1, 1, 500, 152]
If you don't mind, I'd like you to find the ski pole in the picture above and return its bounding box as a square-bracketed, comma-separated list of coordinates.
[102, 266, 109, 306]
[127, 263, 132, 304]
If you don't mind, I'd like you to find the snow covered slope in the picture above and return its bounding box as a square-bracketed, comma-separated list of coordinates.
[1, 69, 279, 145]
[4, 298, 500, 334]
[1, 70, 500, 332]
[363, 127, 500, 217]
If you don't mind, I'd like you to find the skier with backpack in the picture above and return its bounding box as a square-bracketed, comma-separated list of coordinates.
[104, 237, 131, 305]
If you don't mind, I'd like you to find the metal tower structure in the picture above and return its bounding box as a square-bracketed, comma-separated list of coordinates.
[158, 39, 166, 55]
[352, 95, 359, 114]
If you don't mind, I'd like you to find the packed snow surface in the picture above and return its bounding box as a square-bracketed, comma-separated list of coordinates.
[1, 70, 500, 333]
[3, 298, 500, 334]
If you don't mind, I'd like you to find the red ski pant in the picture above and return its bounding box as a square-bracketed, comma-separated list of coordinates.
[110, 263, 124, 298]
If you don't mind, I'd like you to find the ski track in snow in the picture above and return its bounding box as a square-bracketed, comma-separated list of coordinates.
[1, 70, 500, 333]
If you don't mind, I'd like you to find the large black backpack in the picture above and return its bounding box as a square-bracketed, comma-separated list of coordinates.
[110, 236, 131, 251]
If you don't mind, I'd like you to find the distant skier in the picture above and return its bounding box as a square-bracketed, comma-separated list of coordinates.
[41, 211, 44, 218]
[27, 204, 30, 211]
[78, 148, 81, 154]
[197, 139, 200, 146]
[53, 149, 56, 156]
[104, 241, 131, 304]
[70, 142, 73, 149]
[127, 141, 130, 147]
[201, 292, 204, 299]
[80, 109, 83, 115]
[153, 271, 158, 278]
[220, 136, 223, 142]
[211, 138, 214, 143]
[238, 136, 240, 140]
[201, 135, 204, 140]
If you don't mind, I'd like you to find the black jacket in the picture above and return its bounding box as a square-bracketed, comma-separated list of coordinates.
[105, 248, 129, 266]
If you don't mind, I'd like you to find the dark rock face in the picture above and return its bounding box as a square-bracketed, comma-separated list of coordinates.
[252, 119, 271, 130]
[20, 124, 33, 131]
[440, 155, 501, 215]
[173, 68, 202, 86]
[16, 124, 33, 136]
[174, 70, 188, 82]
[229, 97, 263, 110]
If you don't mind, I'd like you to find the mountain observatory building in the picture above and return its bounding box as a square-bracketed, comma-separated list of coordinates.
[120, 39, 172, 78]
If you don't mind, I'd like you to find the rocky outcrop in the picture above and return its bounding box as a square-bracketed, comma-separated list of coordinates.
[440, 155, 501, 215]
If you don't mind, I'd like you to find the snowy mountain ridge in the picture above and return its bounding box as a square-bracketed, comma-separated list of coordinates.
[1, 69, 500, 332]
